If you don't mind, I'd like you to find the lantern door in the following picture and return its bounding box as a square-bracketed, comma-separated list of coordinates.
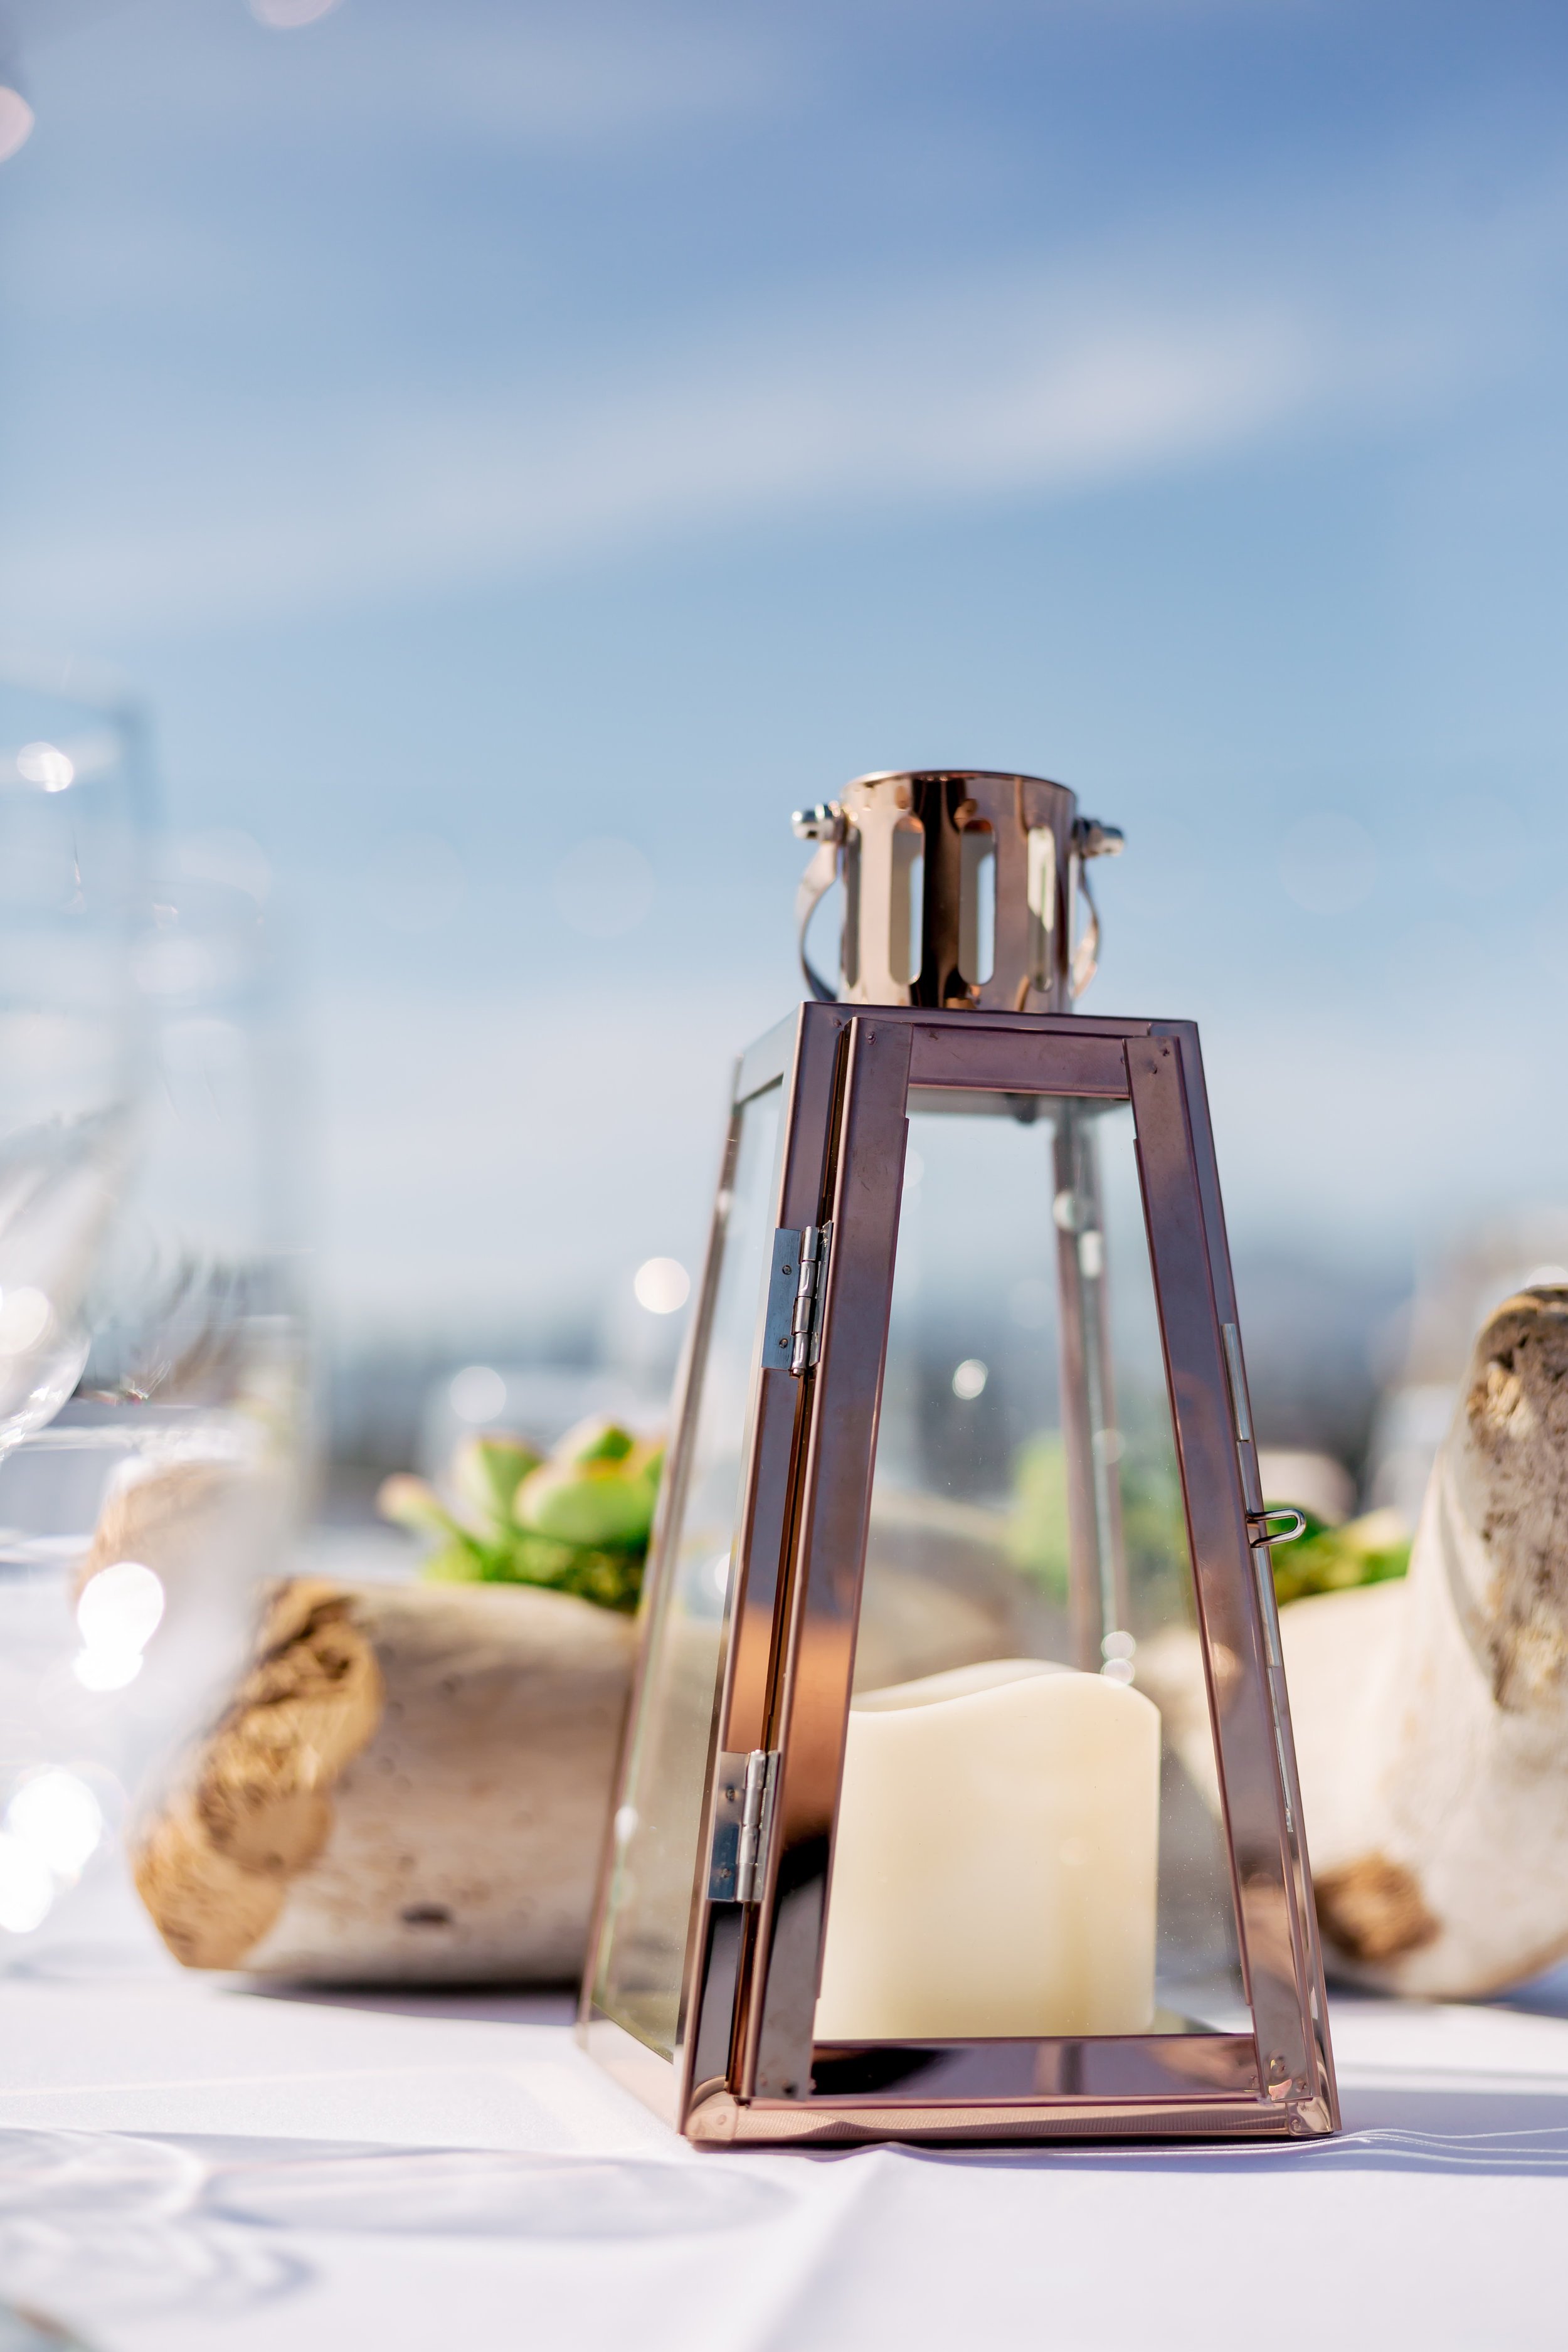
[582, 1002, 1337, 2146]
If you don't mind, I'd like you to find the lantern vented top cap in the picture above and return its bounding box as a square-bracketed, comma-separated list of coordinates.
[792, 768, 1122, 1014]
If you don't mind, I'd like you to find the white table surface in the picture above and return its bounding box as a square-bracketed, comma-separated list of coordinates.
[1, 1956, 1567, 2352]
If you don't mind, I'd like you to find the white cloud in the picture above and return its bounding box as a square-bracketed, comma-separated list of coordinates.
[18, 0, 790, 152]
[2, 66, 1563, 645]
[0, 233, 1483, 637]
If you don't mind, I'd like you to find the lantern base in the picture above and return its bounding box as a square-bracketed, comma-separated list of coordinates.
[684, 2089, 1334, 2147]
[580, 2010, 1335, 2148]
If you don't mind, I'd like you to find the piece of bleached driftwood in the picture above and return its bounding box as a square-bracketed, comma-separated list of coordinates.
[132, 1545, 1009, 1986]
[134, 1578, 637, 1983]
[77, 1454, 292, 1608]
[1140, 1285, 1568, 1998]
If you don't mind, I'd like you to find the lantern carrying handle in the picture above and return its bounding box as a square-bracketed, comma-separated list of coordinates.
[792, 802, 846, 1002]
[1069, 817, 1125, 1000]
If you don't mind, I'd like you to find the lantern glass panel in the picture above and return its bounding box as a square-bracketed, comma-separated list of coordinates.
[591, 1080, 782, 2058]
[817, 1089, 1246, 2046]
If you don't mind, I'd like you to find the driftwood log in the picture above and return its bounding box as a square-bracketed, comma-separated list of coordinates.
[1144, 1284, 1568, 1999]
[134, 1578, 636, 1983]
[77, 1455, 292, 1621]
[134, 1551, 1024, 1984]
[137, 1288, 1568, 1998]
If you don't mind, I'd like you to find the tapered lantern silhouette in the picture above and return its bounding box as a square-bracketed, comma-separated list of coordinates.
[581, 770, 1337, 2146]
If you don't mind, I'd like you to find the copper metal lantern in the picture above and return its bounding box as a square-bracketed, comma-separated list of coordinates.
[580, 770, 1338, 2148]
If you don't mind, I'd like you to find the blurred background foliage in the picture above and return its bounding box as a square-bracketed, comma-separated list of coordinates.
[379, 1422, 662, 1611]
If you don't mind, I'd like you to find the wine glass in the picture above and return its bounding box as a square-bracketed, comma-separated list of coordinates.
[0, 663, 148, 1460]
[0, 664, 309, 1973]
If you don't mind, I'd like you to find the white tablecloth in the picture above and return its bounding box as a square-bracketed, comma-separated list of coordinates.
[1, 1957, 1566, 2351]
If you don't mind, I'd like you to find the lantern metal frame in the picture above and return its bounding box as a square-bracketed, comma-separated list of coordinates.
[580, 999, 1338, 2148]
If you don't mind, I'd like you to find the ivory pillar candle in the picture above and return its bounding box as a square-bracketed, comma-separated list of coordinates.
[814, 1658, 1161, 2041]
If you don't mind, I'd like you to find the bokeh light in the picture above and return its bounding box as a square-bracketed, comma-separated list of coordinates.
[16, 741, 73, 791]
[0, 1288, 53, 1358]
[0, 1833, 53, 1934]
[73, 1560, 166, 1690]
[633, 1257, 689, 1315]
[7, 1770, 102, 1880]
[77, 1560, 166, 1654]
[179, 828, 271, 903]
[0, 90, 33, 167]
[449, 1364, 506, 1423]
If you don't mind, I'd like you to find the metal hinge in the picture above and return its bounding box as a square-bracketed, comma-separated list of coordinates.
[762, 1223, 832, 1376]
[707, 1749, 779, 1904]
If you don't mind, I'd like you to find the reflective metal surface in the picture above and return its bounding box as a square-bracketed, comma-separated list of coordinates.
[790, 771, 1107, 1014]
[581, 1000, 1337, 2147]
[588, 1081, 782, 2058]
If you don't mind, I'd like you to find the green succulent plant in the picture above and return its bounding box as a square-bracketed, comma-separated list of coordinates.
[379, 1416, 664, 1614]
[1005, 1432, 1410, 1611]
[1263, 1503, 1410, 1606]
[1007, 1428, 1189, 1608]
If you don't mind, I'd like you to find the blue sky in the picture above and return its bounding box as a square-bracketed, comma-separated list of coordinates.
[2, 0, 1567, 1343]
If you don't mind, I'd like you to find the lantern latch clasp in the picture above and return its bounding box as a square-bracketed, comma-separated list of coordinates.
[1246, 1508, 1308, 1547]
[707, 1749, 780, 1904]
